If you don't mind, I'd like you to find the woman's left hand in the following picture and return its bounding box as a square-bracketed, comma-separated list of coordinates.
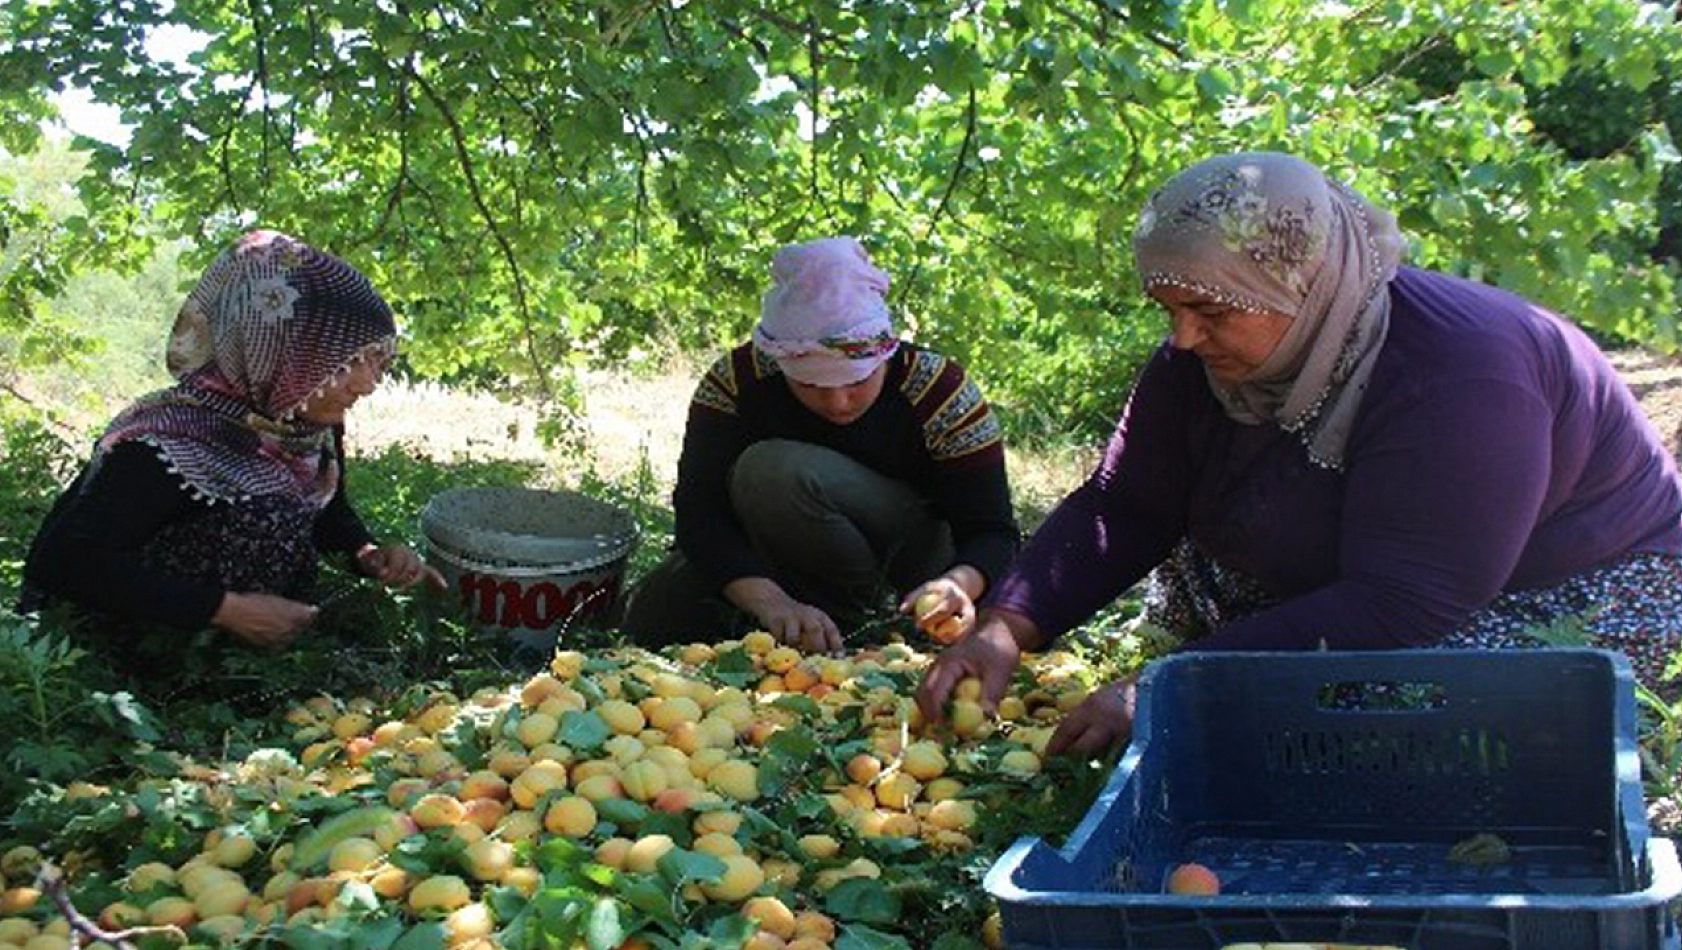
[357, 544, 447, 591]
[1045, 674, 1141, 759]
[899, 566, 983, 645]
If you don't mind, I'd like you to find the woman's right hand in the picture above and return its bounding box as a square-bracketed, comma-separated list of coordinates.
[212, 592, 319, 648]
[914, 608, 1033, 724]
[724, 576, 843, 654]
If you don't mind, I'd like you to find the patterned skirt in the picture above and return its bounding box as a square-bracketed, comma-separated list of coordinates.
[1144, 540, 1682, 695]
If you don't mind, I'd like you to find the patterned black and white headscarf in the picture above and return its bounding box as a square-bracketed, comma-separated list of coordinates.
[97, 230, 396, 505]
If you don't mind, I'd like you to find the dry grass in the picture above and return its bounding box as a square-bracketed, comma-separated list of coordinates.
[345, 367, 1101, 521]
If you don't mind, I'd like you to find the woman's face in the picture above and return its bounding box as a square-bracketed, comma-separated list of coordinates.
[297, 353, 389, 426]
[1149, 284, 1293, 386]
[786, 363, 888, 426]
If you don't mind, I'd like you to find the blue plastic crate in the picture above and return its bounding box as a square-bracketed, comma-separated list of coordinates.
[985, 649, 1682, 950]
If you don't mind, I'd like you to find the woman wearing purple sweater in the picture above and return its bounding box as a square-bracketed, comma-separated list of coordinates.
[917, 152, 1682, 756]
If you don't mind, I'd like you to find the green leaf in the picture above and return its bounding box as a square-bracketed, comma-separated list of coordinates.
[291, 806, 398, 872]
[390, 922, 448, 950]
[836, 923, 914, 950]
[657, 848, 726, 888]
[559, 710, 610, 752]
[347, 915, 406, 950]
[824, 878, 902, 925]
[584, 898, 624, 950]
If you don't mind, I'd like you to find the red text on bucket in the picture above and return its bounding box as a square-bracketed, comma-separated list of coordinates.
[457, 571, 621, 630]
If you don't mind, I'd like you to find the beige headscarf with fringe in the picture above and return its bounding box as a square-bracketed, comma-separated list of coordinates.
[1132, 152, 1406, 469]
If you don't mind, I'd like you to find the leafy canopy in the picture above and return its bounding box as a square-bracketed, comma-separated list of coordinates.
[1, 0, 1677, 438]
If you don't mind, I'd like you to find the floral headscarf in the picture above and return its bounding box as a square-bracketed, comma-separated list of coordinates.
[97, 230, 397, 505]
[1133, 152, 1406, 469]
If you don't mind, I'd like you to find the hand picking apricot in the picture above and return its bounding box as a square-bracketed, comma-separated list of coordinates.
[912, 591, 942, 621]
[1165, 861, 1220, 895]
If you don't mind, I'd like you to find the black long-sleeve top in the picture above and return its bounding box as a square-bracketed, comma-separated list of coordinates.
[673, 342, 1019, 591]
[22, 434, 375, 630]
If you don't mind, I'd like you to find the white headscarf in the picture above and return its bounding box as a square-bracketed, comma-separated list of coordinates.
[752, 237, 899, 387]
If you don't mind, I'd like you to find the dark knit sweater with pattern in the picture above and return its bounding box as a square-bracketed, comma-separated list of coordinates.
[673, 342, 1019, 592]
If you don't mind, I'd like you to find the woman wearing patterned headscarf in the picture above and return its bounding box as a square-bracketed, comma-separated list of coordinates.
[618, 237, 1019, 653]
[919, 152, 1682, 751]
[21, 230, 442, 657]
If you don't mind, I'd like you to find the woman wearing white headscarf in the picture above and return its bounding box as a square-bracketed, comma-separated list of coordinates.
[918, 152, 1682, 753]
[618, 237, 1019, 653]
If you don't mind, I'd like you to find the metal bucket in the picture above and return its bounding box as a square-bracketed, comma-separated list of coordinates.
[421, 487, 636, 658]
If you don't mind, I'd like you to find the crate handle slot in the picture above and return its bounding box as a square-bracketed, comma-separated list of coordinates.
[1314, 679, 1447, 711]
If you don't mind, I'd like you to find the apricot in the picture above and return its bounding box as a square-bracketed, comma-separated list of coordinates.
[573, 773, 626, 802]
[460, 838, 514, 882]
[514, 712, 559, 748]
[1165, 861, 1221, 895]
[208, 831, 257, 868]
[445, 902, 495, 945]
[621, 761, 670, 802]
[742, 895, 797, 939]
[692, 810, 742, 836]
[700, 853, 765, 902]
[594, 838, 634, 870]
[192, 880, 251, 919]
[549, 650, 585, 680]
[327, 837, 383, 874]
[410, 793, 467, 829]
[543, 796, 599, 838]
[708, 759, 761, 801]
[597, 699, 647, 735]
[797, 834, 840, 859]
[845, 754, 882, 786]
[624, 835, 676, 874]
[408, 875, 472, 913]
[146, 895, 198, 928]
[901, 742, 948, 781]
[510, 760, 570, 809]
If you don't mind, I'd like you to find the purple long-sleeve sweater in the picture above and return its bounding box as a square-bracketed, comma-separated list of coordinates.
[990, 267, 1682, 649]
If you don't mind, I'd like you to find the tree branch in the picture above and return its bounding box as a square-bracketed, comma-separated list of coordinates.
[38, 863, 186, 950]
[894, 86, 978, 306]
[409, 65, 555, 403]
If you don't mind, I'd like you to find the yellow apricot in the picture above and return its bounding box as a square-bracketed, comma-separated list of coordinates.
[594, 837, 634, 869]
[544, 796, 599, 838]
[510, 760, 570, 809]
[1000, 749, 1042, 776]
[742, 895, 796, 939]
[797, 835, 840, 859]
[444, 902, 495, 945]
[846, 754, 882, 786]
[625, 835, 676, 874]
[408, 875, 472, 913]
[209, 831, 257, 868]
[460, 838, 514, 882]
[692, 810, 743, 836]
[328, 837, 384, 873]
[901, 742, 948, 781]
[708, 759, 761, 801]
[514, 712, 559, 748]
[693, 832, 742, 857]
[700, 854, 765, 902]
[597, 700, 647, 735]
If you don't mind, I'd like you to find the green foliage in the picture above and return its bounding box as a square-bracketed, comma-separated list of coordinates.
[0, 0, 1676, 440]
[0, 412, 77, 603]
